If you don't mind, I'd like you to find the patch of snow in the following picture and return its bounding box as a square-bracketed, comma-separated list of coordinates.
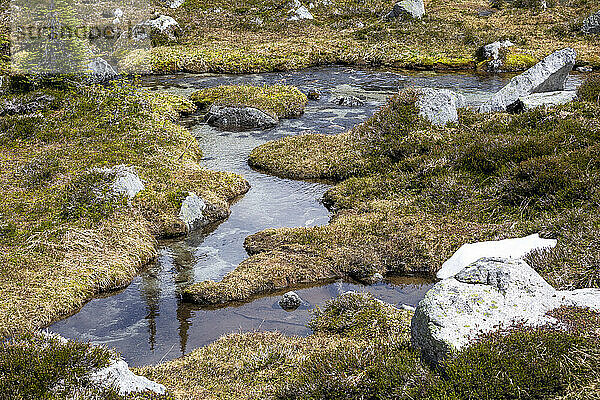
[437, 233, 557, 279]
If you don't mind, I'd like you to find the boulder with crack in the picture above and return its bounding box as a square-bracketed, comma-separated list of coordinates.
[479, 48, 576, 113]
[415, 88, 466, 127]
[411, 257, 600, 363]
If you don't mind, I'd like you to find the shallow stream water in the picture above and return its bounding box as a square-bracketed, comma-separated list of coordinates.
[50, 66, 583, 366]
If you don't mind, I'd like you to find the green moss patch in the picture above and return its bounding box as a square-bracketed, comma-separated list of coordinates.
[578, 73, 600, 104]
[190, 85, 307, 119]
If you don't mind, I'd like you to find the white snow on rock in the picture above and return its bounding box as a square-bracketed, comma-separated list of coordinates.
[415, 88, 467, 127]
[437, 233, 556, 279]
[479, 48, 576, 113]
[90, 359, 166, 396]
[412, 257, 600, 363]
[179, 192, 207, 231]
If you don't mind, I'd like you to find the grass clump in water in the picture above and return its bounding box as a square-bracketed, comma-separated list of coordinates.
[190, 85, 308, 119]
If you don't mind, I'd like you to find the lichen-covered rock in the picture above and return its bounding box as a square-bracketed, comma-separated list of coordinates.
[415, 88, 466, 127]
[411, 257, 600, 363]
[479, 48, 576, 113]
[582, 10, 600, 34]
[279, 291, 303, 310]
[90, 359, 166, 395]
[96, 165, 145, 199]
[477, 40, 514, 72]
[507, 90, 577, 113]
[205, 105, 278, 130]
[86, 57, 118, 83]
[386, 0, 425, 19]
[132, 15, 181, 43]
[178, 192, 207, 231]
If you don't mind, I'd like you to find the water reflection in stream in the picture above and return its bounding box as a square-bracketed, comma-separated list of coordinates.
[50, 67, 584, 366]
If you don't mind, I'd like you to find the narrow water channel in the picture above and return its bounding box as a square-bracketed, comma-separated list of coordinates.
[50, 67, 584, 367]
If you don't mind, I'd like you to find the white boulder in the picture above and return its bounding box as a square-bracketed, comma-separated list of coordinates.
[386, 0, 425, 20]
[179, 192, 207, 231]
[479, 48, 576, 113]
[411, 257, 600, 363]
[132, 15, 181, 42]
[96, 165, 145, 199]
[86, 57, 118, 83]
[415, 88, 466, 127]
[288, 4, 314, 20]
[90, 359, 166, 395]
[437, 233, 557, 279]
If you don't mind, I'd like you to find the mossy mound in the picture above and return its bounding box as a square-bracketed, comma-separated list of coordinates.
[190, 85, 307, 119]
[0, 82, 249, 337]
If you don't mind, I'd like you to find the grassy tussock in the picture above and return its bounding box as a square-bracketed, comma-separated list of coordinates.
[116, 0, 600, 74]
[0, 82, 249, 336]
[190, 85, 307, 119]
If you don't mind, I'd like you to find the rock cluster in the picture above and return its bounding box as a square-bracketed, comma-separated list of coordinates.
[479, 48, 576, 113]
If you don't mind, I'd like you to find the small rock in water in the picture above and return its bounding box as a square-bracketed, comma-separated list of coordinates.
[372, 273, 384, 282]
[279, 291, 303, 311]
[307, 89, 321, 100]
[205, 105, 278, 130]
[330, 95, 365, 107]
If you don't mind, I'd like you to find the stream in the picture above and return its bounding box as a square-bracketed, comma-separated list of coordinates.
[49, 66, 584, 367]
